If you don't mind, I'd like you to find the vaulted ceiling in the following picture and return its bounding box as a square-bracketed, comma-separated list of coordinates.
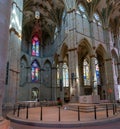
[22, 0, 120, 44]
[22, 0, 65, 43]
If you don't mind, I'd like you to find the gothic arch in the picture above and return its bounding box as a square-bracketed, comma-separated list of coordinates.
[20, 55, 28, 86]
[111, 49, 119, 84]
[96, 44, 107, 59]
[77, 39, 93, 95]
[78, 38, 93, 59]
[59, 43, 68, 60]
[111, 49, 119, 61]
[31, 59, 40, 67]
[20, 55, 28, 66]
[43, 59, 52, 68]
[96, 44, 108, 99]
[43, 60, 52, 88]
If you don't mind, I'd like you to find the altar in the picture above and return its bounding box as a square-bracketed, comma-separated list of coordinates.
[79, 95, 100, 103]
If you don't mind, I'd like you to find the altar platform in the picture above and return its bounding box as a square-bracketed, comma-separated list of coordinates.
[7, 102, 120, 129]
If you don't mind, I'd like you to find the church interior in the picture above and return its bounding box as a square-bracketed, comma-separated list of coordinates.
[0, 0, 120, 128]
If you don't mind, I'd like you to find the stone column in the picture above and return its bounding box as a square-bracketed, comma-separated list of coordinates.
[105, 59, 115, 101]
[115, 36, 120, 84]
[90, 55, 98, 95]
[68, 49, 80, 102]
[0, 0, 11, 120]
[104, 28, 115, 101]
[58, 61, 64, 102]
[51, 66, 57, 100]
[89, 20, 95, 46]
[118, 63, 120, 84]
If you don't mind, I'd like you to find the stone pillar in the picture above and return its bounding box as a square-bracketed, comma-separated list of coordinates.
[59, 61, 64, 102]
[89, 20, 99, 95]
[104, 28, 115, 101]
[79, 59, 84, 95]
[105, 59, 115, 101]
[115, 37, 120, 84]
[68, 49, 80, 102]
[118, 63, 120, 84]
[6, 0, 23, 105]
[89, 20, 95, 46]
[0, 0, 11, 120]
[52, 66, 57, 100]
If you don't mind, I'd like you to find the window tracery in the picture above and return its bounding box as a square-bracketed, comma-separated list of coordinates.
[31, 60, 40, 82]
[32, 35, 40, 56]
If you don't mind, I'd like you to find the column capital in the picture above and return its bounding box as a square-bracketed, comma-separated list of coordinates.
[105, 58, 112, 62]
[90, 55, 96, 58]
[58, 61, 64, 64]
[68, 48, 77, 52]
[67, 9, 76, 13]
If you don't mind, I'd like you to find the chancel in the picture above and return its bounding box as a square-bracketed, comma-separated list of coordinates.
[0, 0, 120, 129]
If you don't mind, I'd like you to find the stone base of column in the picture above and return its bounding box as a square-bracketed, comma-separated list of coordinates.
[0, 119, 10, 129]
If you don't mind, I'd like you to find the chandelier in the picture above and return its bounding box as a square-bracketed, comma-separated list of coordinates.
[87, 0, 92, 3]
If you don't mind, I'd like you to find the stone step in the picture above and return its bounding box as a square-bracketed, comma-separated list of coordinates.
[64, 103, 116, 112]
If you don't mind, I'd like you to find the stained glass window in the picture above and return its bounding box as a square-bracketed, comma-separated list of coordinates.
[32, 35, 40, 56]
[31, 61, 40, 82]
[63, 63, 69, 87]
[76, 4, 87, 18]
[57, 65, 60, 87]
[95, 59, 100, 85]
[93, 13, 101, 26]
[83, 59, 90, 85]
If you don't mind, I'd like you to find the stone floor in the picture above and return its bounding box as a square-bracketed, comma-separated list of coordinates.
[6, 103, 120, 129]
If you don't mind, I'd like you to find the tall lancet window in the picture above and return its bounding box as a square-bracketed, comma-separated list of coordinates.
[95, 58, 100, 85]
[32, 35, 40, 56]
[83, 59, 90, 85]
[31, 60, 40, 82]
[63, 63, 69, 87]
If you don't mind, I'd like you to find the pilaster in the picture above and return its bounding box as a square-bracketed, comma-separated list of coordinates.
[0, 0, 12, 120]
[4, 0, 23, 107]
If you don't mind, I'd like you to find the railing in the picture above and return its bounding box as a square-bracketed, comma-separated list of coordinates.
[11, 102, 120, 122]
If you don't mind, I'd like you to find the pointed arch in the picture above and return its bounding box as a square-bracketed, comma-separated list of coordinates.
[59, 43, 68, 60]
[111, 49, 119, 61]
[78, 38, 93, 57]
[111, 49, 119, 84]
[96, 44, 107, 59]
[20, 55, 28, 66]
[44, 59, 52, 67]
[43, 59, 52, 87]
[20, 55, 28, 85]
